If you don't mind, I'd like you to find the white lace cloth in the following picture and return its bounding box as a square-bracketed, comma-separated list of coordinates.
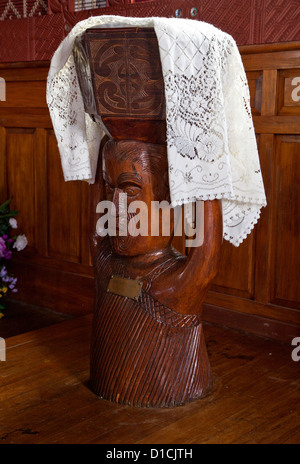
[47, 15, 267, 247]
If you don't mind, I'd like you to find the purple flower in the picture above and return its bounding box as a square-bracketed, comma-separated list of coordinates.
[9, 277, 17, 290]
[0, 237, 13, 260]
[4, 249, 12, 260]
[0, 266, 7, 278]
[0, 237, 7, 258]
[0, 266, 18, 293]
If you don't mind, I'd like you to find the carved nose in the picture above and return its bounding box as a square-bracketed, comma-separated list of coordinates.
[112, 188, 128, 218]
[112, 188, 123, 207]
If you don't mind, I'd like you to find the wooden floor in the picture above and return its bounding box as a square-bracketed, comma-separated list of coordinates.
[0, 300, 73, 339]
[0, 313, 299, 444]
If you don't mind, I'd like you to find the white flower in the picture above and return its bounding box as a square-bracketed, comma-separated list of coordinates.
[183, 171, 193, 184]
[9, 218, 18, 229]
[199, 133, 224, 162]
[13, 234, 28, 251]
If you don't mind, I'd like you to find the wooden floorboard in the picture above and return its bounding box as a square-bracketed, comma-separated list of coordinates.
[0, 300, 73, 339]
[0, 315, 299, 444]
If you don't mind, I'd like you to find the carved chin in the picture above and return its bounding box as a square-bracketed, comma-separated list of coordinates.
[109, 235, 134, 256]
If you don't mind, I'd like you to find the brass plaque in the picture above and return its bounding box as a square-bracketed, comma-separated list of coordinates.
[107, 275, 142, 301]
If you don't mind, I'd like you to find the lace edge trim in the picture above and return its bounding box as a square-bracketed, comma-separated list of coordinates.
[64, 172, 93, 182]
[172, 193, 266, 247]
[171, 193, 267, 208]
[225, 208, 262, 247]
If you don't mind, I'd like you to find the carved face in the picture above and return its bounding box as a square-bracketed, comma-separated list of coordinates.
[102, 140, 173, 256]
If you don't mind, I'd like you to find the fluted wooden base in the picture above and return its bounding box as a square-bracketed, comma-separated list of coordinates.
[90, 290, 212, 408]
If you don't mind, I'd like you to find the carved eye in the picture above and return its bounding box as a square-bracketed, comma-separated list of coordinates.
[122, 184, 141, 197]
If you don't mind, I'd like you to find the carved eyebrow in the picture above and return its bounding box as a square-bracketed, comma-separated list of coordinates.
[117, 172, 143, 186]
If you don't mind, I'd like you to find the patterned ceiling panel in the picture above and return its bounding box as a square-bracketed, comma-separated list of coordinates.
[0, 0, 299, 63]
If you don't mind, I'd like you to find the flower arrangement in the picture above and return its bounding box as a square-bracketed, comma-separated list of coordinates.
[0, 199, 27, 318]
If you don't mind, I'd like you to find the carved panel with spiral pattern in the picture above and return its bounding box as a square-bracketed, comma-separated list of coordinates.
[85, 28, 166, 119]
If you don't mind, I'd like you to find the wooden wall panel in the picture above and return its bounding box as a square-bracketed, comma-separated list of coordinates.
[9, 259, 95, 316]
[0, 64, 51, 131]
[272, 136, 300, 307]
[0, 82, 47, 109]
[253, 133, 274, 305]
[34, 128, 48, 256]
[211, 236, 255, 299]
[247, 71, 263, 115]
[6, 129, 36, 252]
[0, 127, 7, 201]
[47, 132, 83, 263]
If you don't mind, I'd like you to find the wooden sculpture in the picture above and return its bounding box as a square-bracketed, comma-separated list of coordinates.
[74, 27, 223, 408]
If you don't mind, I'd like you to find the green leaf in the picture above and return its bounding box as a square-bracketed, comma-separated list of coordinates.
[0, 199, 11, 210]
[0, 211, 18, 219]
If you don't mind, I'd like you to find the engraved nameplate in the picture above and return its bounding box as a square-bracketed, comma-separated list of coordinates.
[107, 275, 142, 301]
